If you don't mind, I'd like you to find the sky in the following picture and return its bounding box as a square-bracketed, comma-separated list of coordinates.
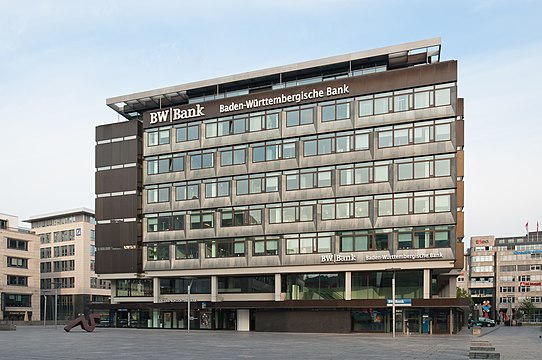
[0, 0, 541, 240]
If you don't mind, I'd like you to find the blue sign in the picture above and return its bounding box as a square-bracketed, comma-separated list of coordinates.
[76, 228, 81, 236]
[386, 299, 412, 306]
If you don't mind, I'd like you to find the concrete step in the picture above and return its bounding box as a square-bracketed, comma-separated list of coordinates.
[469, 351, 500, 359]
[470, 346, 496, 351]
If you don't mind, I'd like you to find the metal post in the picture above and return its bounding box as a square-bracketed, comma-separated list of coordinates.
[54, 286, 58, 330]
[392, 270, 396, 338]
[187, 279, 194, 334]
[43, 294, 47, 326]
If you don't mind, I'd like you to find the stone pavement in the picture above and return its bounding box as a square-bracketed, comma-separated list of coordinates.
[6, 324, 537, 359]
[0, 325, 475, 360]
[478, 324, 542, 360]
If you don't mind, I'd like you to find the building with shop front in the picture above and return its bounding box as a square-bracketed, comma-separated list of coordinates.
[94, 38, 467, 333]
[468, 232, 542, 323]
[0, 213, 40, 321]
[25, 208, 110, 321]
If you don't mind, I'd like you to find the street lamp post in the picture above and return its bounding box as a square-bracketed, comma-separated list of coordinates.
[386, 268, 400, 338]
[43, 294, 47, 326]
[55, 285, 58, 330]
[508, 296, 513, 326]
[187, 278, 194, 334]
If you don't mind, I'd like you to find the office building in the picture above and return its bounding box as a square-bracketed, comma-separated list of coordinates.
[0, 213, 40, 321]
[94, 38, 467, 333]
[25, 208, 110, 321]
[468, 232, 542, 323]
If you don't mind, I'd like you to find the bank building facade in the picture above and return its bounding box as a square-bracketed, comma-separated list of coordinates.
[93, 38, 468, 333]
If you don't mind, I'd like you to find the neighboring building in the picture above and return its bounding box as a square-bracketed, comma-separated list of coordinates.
[25, 208, 110, 321]
[468, 232, 542, 323]
[0, 213, 40, 321]
[94, 38, 467, 333]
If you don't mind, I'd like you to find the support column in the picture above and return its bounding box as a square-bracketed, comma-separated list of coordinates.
[237, 309, 250, 331]
[423, 269, 431, 299]
[211, 275, 218, 302]
[275, 274, 282, 301]
[153, 277, 160, 303]
[345, 271, 352, 300]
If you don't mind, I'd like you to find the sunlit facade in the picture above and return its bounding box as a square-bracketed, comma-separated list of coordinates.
[94, 38, 467, 333]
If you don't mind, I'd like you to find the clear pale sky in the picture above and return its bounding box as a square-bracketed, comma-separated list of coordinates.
[0, 0, 540, 240]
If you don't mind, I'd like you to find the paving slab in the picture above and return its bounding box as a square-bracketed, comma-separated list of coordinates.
[0, 326, 473, 360]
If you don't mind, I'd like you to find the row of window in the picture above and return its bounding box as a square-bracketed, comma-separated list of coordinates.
[499, 286, 541, 293]
[146, 154, 453, 203]
[146, 226, 452, 260]
[40, 277, 75, 289]
[6, 238, 28, 251]
[116, 269, 430, 300]
[40, 259, 76, 273]
[146, 119, 454, 175]
[146, 190, 453, 231]
[147, 83, 454, 146]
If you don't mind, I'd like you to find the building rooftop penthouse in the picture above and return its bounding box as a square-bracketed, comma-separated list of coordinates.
[107, 38, 441, 120]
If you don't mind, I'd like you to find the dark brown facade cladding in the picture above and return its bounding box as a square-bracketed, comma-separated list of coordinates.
[95, 120, 143, 274]
[142, 61, 457, 128]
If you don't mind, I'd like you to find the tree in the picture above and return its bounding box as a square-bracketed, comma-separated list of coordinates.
[456, 288, 474, 315]
[516, 299, 536, 322]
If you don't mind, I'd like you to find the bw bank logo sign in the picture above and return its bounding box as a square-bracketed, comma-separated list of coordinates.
[149, 104, 205, 125]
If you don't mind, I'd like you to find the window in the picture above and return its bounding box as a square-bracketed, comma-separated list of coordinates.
[175, 123, 199, 142]
[147, 154, 184, 174]
[4, 294, 31, 307]
[54, 260, 75, 272]
[190, 211, 214, 229]
[147, 212, 185, 232]
[7, 257, 28, 268]
[7, 238, 28, 251]
[268, 202, 314, 224]
[40, 248, 51, 259]
[40, 262, 51, 273]
[220, 206, 263, 227]
[286, 106, 314, 126]
[302, 131, 370, 157]
[253, 236, 279, 256]
[53, 244, 75, 257]
[40, 233, 51, 244]
[205, 238, 245, 258]
[147, 243, 170, 261]
[175, 182, 199, 201]
[204, 178, 231, 198]
[376, 120, 453, 148]
[435, 87, 451, 106]
[116, 279, 153, 297]
[252, 140, 297, 162]
[205, 110, 279, 137]
[175, 241, 199, 259]
[148, 127, 170, 146]
[190, 151, 214, 169]
[236, 173, 279, 195]
[285, 168, 332, 190]
[147, 184, 170, 203]
[338, 162, 388, 186]
[320, 198, 369, 220]
[285, 233, 332, 254]
[321, 100, 350, 122]
[396, 155, 453, 181]
[220, 146, 247, 166]
[218, 275, 275, 293]
[7, 275, 28, 286]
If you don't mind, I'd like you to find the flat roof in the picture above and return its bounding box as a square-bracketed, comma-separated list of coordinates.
[24, 207, 95, 222]
[106, 38, 441, 118]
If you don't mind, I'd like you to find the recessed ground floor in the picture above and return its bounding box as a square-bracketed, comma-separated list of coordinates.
[91, 299, 467, 334]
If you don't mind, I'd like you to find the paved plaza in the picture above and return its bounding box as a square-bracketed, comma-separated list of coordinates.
[0, 324, 540, 359]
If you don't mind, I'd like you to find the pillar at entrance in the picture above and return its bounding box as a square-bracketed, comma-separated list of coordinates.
[237, 309, 250, 331]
